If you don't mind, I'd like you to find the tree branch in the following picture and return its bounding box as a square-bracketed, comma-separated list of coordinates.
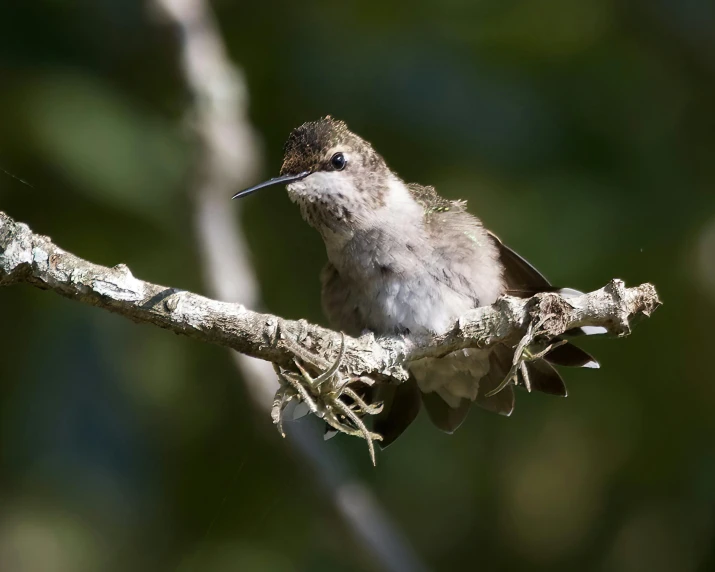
[0, 210, 661, 385]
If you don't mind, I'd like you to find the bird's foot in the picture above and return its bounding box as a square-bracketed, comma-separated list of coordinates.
[485, 315, 566, 397]
[271, 333, 384, 465]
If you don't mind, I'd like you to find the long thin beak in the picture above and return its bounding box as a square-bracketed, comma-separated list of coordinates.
[231, 171, 310, 200]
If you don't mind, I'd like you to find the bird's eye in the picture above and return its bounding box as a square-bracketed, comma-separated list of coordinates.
[330, 152, 347, 171]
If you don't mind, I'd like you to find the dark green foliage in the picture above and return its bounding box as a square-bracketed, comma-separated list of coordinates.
[0, 1, 714, 570]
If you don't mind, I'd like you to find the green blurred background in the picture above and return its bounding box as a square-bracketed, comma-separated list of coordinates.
[1, 0, 715, 571]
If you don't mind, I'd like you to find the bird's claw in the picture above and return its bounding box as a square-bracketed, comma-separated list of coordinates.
[485, 316, 564, 397]
[271, 333, 383, 464]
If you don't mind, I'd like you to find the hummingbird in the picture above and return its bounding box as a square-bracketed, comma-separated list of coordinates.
[234, 117, 600, 447]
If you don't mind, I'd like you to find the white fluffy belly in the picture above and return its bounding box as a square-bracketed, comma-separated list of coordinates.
[359, 275, 490, 408]
[363, 274, 474, 336]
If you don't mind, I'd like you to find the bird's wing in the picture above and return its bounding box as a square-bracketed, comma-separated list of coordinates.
[487, 230, 553, 296]
[320, 262, 365, 336]
[487, 231, 600, 369]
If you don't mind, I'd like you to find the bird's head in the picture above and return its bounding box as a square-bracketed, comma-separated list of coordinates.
[234, 117, 412, 239]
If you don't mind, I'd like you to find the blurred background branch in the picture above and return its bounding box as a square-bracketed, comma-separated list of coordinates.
[151, 1, 427, 571]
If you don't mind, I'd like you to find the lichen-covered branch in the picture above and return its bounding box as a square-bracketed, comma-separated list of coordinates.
[0, 210, 661, 387]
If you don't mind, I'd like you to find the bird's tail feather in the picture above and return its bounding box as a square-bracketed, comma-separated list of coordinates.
[373, 377, 422, 449]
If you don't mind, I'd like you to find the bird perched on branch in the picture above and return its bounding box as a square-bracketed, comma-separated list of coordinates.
[234, 117, 601, 447]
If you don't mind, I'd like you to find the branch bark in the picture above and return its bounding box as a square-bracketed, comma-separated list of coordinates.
[0, 210, 661, 385]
